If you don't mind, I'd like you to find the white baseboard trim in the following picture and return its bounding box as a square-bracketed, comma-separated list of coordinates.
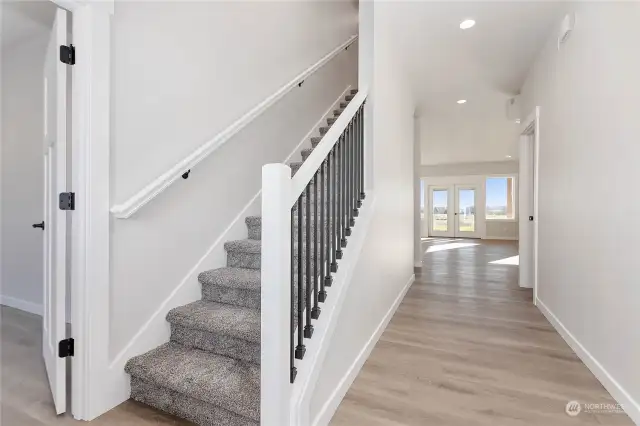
[312, 273, 416, 426]
[0, 295, 43, 316]
[98, 86, 357, 416]
[484, 235, 518, 241]
[537, 298, 640, 425]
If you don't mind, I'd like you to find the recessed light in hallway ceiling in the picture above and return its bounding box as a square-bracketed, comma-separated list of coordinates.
[459, 19, 476, 30]
[457, 99, 467, 104]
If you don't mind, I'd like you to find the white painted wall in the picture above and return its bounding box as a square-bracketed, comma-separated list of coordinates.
[420, 160, 518, 177]
[420, 110, 521, 165]
[109, 1, 358, 360]
[0, 35, 50, 315]
[520, 3, 640, 422]
[309, 3, 416, 423]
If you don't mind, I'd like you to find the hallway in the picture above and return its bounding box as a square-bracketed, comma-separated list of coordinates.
[331, 239, 632, 426]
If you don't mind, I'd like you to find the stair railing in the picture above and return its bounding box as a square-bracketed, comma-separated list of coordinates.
[261, 89, 367, 425]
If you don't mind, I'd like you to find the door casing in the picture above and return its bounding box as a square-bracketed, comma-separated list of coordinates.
[427, 184, 481, 239]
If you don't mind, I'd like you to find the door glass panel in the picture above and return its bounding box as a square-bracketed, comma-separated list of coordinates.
[432, 190, 448, 232]
[458, 189, 475, 232]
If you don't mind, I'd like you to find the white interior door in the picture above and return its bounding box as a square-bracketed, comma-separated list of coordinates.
[454, 186, 480, 238]
[43, 8, 69, 415]
[519, 132, 536, 289]
[429, 186, 454, 237]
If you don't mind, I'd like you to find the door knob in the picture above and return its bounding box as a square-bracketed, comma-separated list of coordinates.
[32, 221, 45, 230]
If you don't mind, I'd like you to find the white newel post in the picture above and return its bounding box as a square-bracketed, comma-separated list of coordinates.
[261, 164, 293, 426]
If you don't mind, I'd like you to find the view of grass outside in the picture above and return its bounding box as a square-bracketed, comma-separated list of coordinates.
[486, 177, 515, 220]
[458, 189, 475, 232]
[432, 189, 448, 232]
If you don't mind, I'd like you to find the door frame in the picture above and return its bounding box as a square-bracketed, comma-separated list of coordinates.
[47, 0, 113, 420]
[519, 107, 540, 304]
[454, 184, 481, 238]
[426, 183, 481, 239]
[427, 185, 454, 237]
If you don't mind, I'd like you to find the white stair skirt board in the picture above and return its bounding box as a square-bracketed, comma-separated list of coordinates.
[537, 298, 640, 425]
[311, 273, 416, 426]
[101, 86, 354, 414]
[288, 192, 378, 425]
[0, 295, 43, 316]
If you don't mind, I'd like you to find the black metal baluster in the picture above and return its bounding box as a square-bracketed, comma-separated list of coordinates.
[304, 184, 313, 338]
[312, 170, 321, 319]
[331, 146, 339, 270]
[340, 131, 348, 248]
[360, 104, 366, 201]
[320, 159, 329, 299]
[358, 106, 363, 207]
[290, 207, 297, 383]
[349, 117, 356, 227]
[336, 134, 344, 260]
[295, 196, 305, 359]
[345, 120, 353, 237]
[354, 108, 361, 214]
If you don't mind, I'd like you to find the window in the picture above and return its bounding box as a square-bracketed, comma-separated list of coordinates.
[486, 177, 515, 220]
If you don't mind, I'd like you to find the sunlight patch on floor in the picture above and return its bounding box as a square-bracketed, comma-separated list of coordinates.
[426, 242, 479, 253]
[490, 255, 519, 265]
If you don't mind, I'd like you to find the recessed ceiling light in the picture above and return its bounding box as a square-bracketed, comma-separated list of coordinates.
[457, 99, 467, 104]
[506, 155, 512, 159]
[460, 19, 476, 30]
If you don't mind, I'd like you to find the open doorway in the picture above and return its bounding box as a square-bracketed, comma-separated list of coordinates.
[1, 1, 73, 415]
[518, 107, 539, 301]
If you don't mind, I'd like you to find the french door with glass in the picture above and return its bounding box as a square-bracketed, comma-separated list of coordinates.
[428, 185, 480, 238]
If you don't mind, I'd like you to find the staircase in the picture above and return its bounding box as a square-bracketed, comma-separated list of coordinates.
[124, 89, 359, 426]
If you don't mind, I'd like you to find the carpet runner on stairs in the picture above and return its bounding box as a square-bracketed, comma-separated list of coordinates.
[124, 89, 358, 425]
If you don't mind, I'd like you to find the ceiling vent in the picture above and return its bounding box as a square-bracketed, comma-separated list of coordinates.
[506, 96, 521, 123]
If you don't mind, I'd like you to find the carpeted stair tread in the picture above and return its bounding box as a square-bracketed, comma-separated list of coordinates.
[311, 136, 322, 147]
[130, 377, 257, 426]
[290, 161, 303, 176]
[225, 239, 261, 254]
[301, 148, 314, 160]
[125, 342, 260, 422]
[199, 267, 261, 291]
[167, 300, 260, 343]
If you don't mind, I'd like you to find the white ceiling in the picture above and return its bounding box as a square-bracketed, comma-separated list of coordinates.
[384, 1, 567, 165]
[1, 1, 56, 49]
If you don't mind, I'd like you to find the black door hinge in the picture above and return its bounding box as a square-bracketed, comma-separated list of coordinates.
[59, 192, 75, 210]
[60, 44, 75, 65]
[58, 338, 74, 358]
[529, 216, 534, 221]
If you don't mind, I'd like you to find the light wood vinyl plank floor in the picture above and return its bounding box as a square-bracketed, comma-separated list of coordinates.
[331, 238, 633, 426]
[0, 306, 193, 425]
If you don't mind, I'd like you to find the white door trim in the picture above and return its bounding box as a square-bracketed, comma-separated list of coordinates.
[454, 184, 481, 239]
[519, 107, 540, 303]
[49, 0, 113, 420]
[428, 186, 454, 237]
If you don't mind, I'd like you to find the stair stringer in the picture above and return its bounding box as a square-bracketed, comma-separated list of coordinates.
[102, 86, 353, 412]
[288, 193, 377, 426]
